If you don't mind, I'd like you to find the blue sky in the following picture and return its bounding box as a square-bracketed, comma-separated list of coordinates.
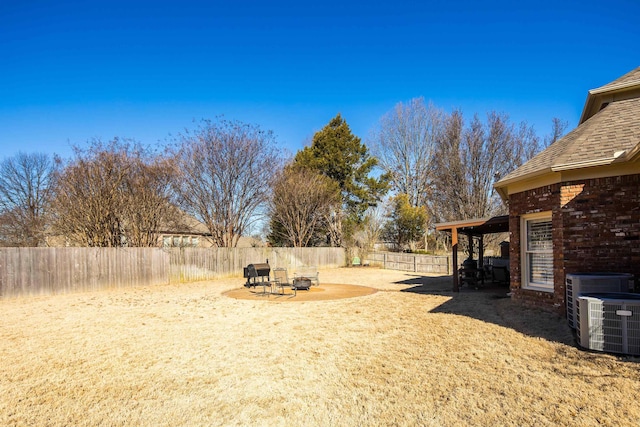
[1, 0, 638, 160]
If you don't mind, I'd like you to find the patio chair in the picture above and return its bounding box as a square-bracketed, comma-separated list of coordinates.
[272, 267, 303, 296]
[458, 264, 481, 289]
[491, 266, 510, 286]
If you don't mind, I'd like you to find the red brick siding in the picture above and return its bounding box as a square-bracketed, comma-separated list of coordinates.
[508, 184, 564, 314]
[507, 173, 640, 316]
[561, 175, 640, 275]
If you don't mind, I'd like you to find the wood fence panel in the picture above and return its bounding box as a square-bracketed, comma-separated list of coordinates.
[167, 247, 346, 283]
[0, 247, 346, 298]
[364, 251, 451, 275]
[0, 247, 169, 298]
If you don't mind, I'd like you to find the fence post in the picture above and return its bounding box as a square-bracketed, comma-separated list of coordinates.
[414, 255, 417, 272]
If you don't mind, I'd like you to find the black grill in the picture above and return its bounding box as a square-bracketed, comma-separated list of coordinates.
[244, 262, 271, 288]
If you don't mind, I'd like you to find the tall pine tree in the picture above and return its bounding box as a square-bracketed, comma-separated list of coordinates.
[294, 114, 389, 245]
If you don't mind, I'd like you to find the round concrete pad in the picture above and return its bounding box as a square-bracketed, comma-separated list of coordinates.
[224, 283, 377, 302]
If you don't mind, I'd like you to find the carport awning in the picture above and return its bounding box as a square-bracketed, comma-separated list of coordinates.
[434, 215, 510, 292]
[434, 215, 509, 236]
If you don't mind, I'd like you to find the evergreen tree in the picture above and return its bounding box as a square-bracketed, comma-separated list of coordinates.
[294, 114, 389, 245]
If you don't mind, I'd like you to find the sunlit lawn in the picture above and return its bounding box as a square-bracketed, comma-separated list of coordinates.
[1, 268, 639, 426]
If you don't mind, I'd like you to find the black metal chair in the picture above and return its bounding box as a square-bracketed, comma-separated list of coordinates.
[273, 268, 313, 296]
[272, 268, 295, 296]
[491, 266, 510, 286]
[459, 262, 482, 289]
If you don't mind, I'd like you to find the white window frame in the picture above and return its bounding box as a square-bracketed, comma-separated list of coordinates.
[162, 234, 200, 248]
[521, 211, 554, 292]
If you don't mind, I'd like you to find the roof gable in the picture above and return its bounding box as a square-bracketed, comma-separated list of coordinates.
[497, 97, 640, 185]
[555, 98, 640, 169]
[580, 66, 640, 124]
[495, 67, 640, 193]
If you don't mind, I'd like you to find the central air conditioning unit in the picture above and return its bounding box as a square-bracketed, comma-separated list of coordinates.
[576, 293, 640, 356]
[566, 273, 633, 328]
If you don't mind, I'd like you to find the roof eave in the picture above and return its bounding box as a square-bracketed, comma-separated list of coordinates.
[434, 218, 492, 231]
[495, 185, 509, 203]
[435, 215, 510, 236]
[578, 92, 597, 125]
[580, 82, 640, 124]
[550, 151, 627, 172]
[590, 80, 640, 95]
[625, 144, 640, 162]
[494, 168, 552, 193]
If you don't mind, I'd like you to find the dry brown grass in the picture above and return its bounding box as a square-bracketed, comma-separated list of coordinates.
[1, 267, 639, 426]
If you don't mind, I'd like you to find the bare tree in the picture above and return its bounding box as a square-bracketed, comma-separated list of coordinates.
[515, 120, 542, 165]
[430, 110, 466, 222]
[431, 111, 538, 222]
[369, 98, 442, 208]
[295, 114, 389, 247]
[351, 204, 386, 253]
[52, 142, 127, 247]
[52, 139, 177, 247]
[268, 167, 340, 247]
[172, 118, 282, 247]
[122, 154, 179, 247]
[543, 117, 569, 148]
[0, 152, 54, 246]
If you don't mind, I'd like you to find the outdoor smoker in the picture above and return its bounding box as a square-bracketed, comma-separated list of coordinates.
[243, 260, 271, 288]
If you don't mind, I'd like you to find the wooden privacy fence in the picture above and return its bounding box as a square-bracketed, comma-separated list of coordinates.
[0, 247, 168, 298]
[167, 247, 346, 283]
[0, 246, 346, 298]
[364, 251, 451, 275]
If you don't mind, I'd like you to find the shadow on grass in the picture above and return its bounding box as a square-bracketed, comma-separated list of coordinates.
[398, 274, 576, 347]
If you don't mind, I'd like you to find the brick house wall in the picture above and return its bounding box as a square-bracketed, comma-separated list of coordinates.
[507, 173, 640, 316]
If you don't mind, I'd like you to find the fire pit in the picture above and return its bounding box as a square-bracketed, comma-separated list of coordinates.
[293, 277, 312, 290]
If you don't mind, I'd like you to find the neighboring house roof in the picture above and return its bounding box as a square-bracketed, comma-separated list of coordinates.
[157, 208, 211, 236]
[159, 211, 265, 247]
[236, 236, 265, 248]
[495, 67, 640, 199]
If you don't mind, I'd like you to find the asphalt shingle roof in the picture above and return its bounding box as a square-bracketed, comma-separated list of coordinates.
[496, 68, 640, 185]
[592, 67, 640, 92]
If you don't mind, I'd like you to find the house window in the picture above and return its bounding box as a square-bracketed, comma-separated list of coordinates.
[521, 212, 553, 292]
[163, 235, 200, 248]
